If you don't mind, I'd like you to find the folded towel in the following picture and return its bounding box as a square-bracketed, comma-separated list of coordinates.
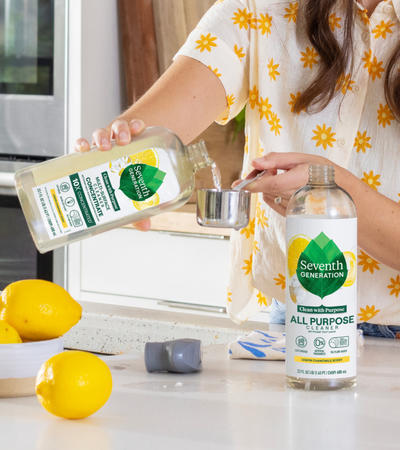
[228, 330, 286, 360]
[228, 329, 364, 360]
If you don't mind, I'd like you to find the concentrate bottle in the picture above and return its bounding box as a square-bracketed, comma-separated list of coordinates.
[285, 164, 357, 390]
[15, 126, 212, 253]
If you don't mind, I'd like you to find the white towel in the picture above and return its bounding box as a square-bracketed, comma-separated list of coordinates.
[229, 330, 286, 360]
[228, 329, 364, 360]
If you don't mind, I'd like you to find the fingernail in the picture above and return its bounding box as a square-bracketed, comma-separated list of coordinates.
[101, 138, 109, 147]
[119, 131, 129, 142]
[131, 119, 145, 133]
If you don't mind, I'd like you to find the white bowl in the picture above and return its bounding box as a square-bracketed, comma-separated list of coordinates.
[0, 336, 64, 397]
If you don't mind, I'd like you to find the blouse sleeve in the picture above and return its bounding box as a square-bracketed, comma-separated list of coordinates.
[174, 0, 251, 125]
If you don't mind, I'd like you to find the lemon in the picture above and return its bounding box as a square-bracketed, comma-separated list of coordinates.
[132, 192, 160, 211]
[343, 251, 357, 287]
[0, 280, 82, 340]
[0, 320, 22, 343]
[129, 148, 159, 167]
[287, 235, 310, 278]
[36, 351, 112, 420]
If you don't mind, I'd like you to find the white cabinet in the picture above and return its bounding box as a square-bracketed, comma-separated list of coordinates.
[68, 228, 231, 314]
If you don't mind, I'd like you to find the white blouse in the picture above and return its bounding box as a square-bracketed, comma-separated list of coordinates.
[176, 0, 400, 325]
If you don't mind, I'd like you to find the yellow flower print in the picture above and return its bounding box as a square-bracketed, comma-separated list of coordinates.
[249, 85, 259, 109]
[354, 130, 372, 153]
[329, 13, 342, 32]
[362, 49, 372, 69]
[377, 103, 394, 128]
[258, 13, 272, 36]
[284, 2, 299, 23]
[227, 94, 235, 108]
[257, 146, 264, 158]
[372, 20, 394, 39]
[361, 170, 381, 190]
[267, 112, 282, 136]
[267, 58, 280, 81]
[312, 124, 336, 150]
[227, 290, 232, 303]
[195, 33, 217, 52]
[300, 47, 318, 69]
[240, 218, 255, 238]
[388, 275, 400, 298]
[257, 291, 268, 307]
[232, 8, 255, 30]
[253, 240, 260, 255]
[244, 135, 249, 154]
[242, 254, 253, 276]
[368, 56, 384, 81]
[336, 73, 355, 95]
[358, 8, 370, 26]
[274, 273, 286, 290]
[208, 66, 221, 77]
[398, 193, 400, 203]
[256, 204, 269, 228]
[249, 16, 258, 30]
[358, 250, 380, 274]
[358, 305, 380, 322]
[258, 96, 272, 120]
[289, 92, 302, 113]
[234, 44, 245, 60]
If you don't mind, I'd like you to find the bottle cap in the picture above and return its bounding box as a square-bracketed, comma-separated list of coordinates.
[144, 342, 165, 372]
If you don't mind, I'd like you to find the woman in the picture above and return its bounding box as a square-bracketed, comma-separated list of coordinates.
[76, 0, 400, 337]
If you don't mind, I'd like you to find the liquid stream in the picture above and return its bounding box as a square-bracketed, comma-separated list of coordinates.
[210, 162, 222, 191]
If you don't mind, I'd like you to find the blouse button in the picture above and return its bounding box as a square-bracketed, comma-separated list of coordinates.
[383, 4, 392, 13]
[362, 31, 370, 42]
[338, 138, 346, 147]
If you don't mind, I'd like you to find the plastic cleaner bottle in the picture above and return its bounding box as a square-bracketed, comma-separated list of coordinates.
[285, 164, 357, 390]
[15, 126, 212, 253]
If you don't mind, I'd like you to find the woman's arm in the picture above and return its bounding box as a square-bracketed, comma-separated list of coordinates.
[75, 55, 227, 151]
[242, 152, 400, 271]
[75, 55, 227, 230]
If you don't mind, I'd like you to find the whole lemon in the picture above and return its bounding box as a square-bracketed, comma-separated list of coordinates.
[36, 351, 113, 419]
[0, 320, 22, 343]
[0, 280, 82, 340]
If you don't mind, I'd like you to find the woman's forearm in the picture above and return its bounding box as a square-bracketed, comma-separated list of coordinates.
[336, 169, 400, 270]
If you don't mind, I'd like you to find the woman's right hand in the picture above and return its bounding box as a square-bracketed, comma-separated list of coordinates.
[74, 118, 151, 231]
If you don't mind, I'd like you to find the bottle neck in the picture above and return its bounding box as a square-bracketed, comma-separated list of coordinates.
[185, 140, 213, 171]
[307, 164, 336, 187]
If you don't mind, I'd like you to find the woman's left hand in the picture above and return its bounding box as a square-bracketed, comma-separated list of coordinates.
[235, 152, 341, 215]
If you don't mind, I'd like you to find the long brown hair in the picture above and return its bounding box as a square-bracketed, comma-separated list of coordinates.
[294, 0, 400, 120]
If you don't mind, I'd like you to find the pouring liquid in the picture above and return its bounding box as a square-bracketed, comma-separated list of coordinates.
[210, 162, 222, 191]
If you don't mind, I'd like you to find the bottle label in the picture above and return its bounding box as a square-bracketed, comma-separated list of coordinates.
[32, 148, 180, 239]
[285, 217, 357, 380]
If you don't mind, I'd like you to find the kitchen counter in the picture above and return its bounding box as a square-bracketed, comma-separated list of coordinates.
[0, 337, 399, 450]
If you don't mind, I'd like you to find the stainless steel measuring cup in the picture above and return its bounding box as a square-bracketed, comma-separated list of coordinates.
[196, 171, 266, 230]
[196, 189, 251, 230]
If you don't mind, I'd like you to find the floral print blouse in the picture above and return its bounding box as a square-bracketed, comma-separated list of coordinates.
[175, 0, 400, 325]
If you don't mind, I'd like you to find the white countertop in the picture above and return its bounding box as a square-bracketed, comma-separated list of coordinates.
[1, 337, 400, 450]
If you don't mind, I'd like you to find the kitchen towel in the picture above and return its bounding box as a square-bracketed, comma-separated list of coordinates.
[228, 329, 364, 360]
[228, 330, 286, 360]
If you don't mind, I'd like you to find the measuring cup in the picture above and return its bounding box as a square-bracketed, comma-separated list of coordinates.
[196, 171, 265, 230]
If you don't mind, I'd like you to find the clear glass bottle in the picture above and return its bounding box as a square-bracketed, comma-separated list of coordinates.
[285, 165, 357, 390]
[15, 126, 213, 253]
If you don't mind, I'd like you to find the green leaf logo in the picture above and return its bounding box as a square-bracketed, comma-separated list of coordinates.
[296, 232, 348, 299]
[119, 163, 166, 201]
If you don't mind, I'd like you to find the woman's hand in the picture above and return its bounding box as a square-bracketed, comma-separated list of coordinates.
[236, 152, 339, 215]
[74, 118, 151, 231]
